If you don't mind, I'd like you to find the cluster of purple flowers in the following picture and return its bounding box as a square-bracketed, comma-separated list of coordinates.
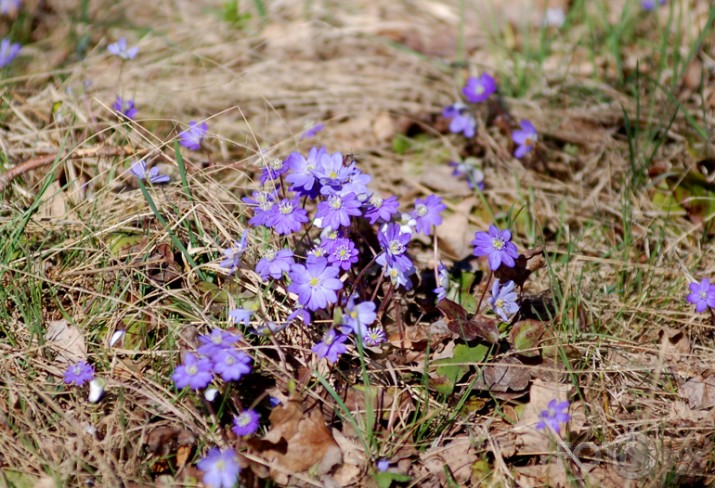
[473, 225, 521, 321]
[171, 326, 251, 390]
[686, 278, 715, 313]
[443, 73, 538, 161]
[235, 146, 445, 361]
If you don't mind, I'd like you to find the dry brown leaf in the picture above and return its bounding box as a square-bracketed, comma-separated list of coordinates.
[419, 164, 474, 197]
[331, 429, 364, 487]
[437, 197, 476, 258]
[38, 181, 69, 220]
[44, 319, 87, 364]
[144, 426, 196, 457]
[436, 299, 499, 344]
[657, 327, 691, 360]
[474, 356, 531, 393]
[679, 373, 715, 410]
[249, 395, 342, 483]
[372, 111, 395, 142]
[420, 437, 477, 485]
[493, 247, 545, 289]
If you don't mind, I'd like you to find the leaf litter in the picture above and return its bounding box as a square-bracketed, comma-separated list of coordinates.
[2, 0, 715, 487]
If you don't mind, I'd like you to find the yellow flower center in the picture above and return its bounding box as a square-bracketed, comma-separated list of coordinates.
[309, 277, 320, 287]
[492, 238, 505, 251]
[279, 202, 293, 215]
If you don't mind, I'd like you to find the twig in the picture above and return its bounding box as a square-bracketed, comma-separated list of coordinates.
[0, 145, 139, 192]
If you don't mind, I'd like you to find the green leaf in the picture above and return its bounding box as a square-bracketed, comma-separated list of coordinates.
[433, 343, 489, 395]
[374, 471, 412, 488]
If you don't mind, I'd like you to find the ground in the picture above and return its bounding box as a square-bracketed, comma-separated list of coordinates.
[1, 0, 715, 487]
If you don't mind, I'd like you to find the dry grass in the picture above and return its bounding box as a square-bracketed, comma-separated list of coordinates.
[1, 0, 715, 486]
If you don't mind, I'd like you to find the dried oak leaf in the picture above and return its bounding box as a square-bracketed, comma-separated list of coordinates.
[679, 373, 715, 410]
[45, 319, 87, 364]
[436, 299, 499, 344]
[493, 247, 545, 288]
[474, 357, 530, 393]
[248, 395, 342, 482]
[420, 437, 477, 485]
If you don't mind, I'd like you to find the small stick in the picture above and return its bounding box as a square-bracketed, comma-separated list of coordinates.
[0, 145, 139, 192]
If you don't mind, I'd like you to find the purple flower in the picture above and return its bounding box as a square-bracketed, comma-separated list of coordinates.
[512, 120, 538, 158]
[339, 166, 372, 200]
[384, 262, 415, 290]
[265, 197, 309, 235]
[63, 361, 95, 386]
[433, 262, 449, 302]
[686, 278, 715, 313]
[197, 447, 240, 488]
[472, 225, 519, 270]
[286, 307, 311, 325]
[243, 190, 277, 227]
[376, 223, 412, 272]
[0, 38, 20, 68]
[311, 329, 348, 364]
[536, 399, 570, 433]
[376, 459, 390, 472]
[171, 353, 213, 390]
[364, 194, 400, 225]
[642, 0, 666, 10]
[462, 73, 497, 103]
[197, 328, 241, 356]
[314, 150, 352, 190]
[232, 409, 260, 437]
[328, 238, 359, 271]
[411, 194, 446, 235]
[228, 308, 253, 328]
[490, 279, 519, 322]
[112, 96, 137, 119]
[129, 160, 170, 184]
[343, 299, 377, 336]
[260, 157, 288, 185]
[219, 230, 249, 274]
[0, 0, 21, 15]
[179, 121, 208, 151]
[213, 349, 252, 382]
[443, 102, 476, 138]
[316, 192, 362, 229]
[288, 257, 343, 311]
[449, 159, 485, 190]
[285, 147, 325, 198]
[301, 123, 324, 139]
[107, 37, 138, 60]
[256, 248, 294, 280]
[363, 328, 386, 347]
